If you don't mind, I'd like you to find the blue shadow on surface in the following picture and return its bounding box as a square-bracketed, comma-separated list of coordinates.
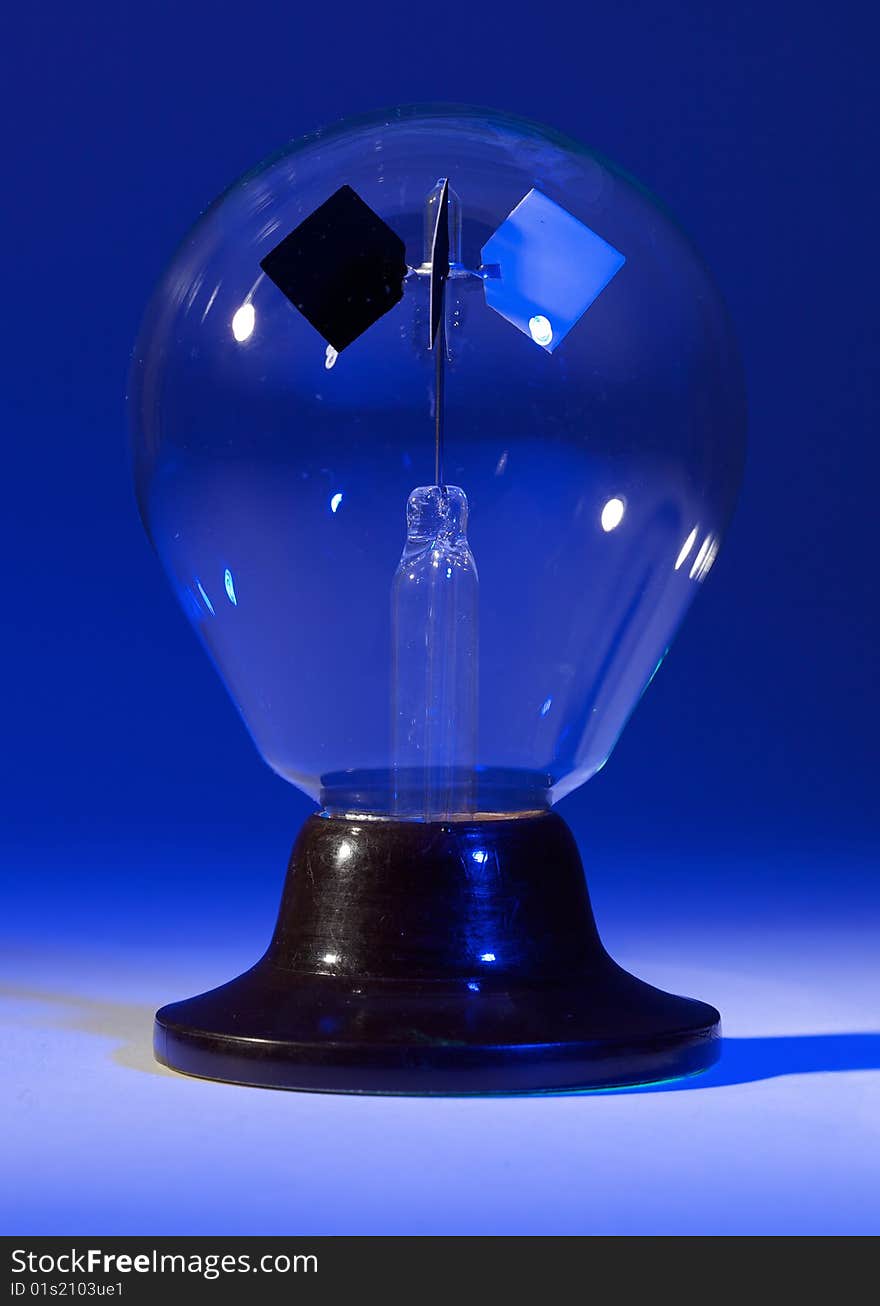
[615, 1033, 880, 1094]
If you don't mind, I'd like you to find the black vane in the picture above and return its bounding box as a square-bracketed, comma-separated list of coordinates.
[259, 185, 407, 352]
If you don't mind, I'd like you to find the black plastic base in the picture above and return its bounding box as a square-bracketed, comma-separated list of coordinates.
[155, 813, 720, 1094]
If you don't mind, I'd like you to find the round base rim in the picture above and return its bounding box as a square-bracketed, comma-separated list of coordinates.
[154, 977, 721, 1096]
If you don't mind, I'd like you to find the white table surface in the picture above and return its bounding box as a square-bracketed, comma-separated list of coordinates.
[3, 847, 878, 1236]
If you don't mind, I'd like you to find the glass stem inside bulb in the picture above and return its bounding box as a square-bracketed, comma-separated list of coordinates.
[391, 485, 478, 821]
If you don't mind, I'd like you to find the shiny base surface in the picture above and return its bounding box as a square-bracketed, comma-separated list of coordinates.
[155, 813, 720, 1094]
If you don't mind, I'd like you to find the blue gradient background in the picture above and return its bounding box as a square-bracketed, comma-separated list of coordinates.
[2, 1, 878, 1236]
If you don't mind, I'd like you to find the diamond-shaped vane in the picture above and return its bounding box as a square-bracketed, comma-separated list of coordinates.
[260, 185, 408, 353]
[480, 189, 625, 352]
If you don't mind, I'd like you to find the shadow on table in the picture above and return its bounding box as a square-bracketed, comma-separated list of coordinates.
[2, 984, 878, 1092]
[606, 1032, 880, 1094]
[0, 983, 171, 1077]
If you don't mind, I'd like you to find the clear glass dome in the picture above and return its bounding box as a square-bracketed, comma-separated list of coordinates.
[130, 105, 745, 819]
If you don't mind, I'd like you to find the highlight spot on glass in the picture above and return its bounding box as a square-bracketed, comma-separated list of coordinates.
[540, 697, 553, 717]
[691, 535, 719, 582]
[472, 849, 488, 864]
[675, 527, 699, 571]
[690, 534, 714, 580]
[224, 568, 237, 605]
[330, 492, 343, 514]
[480, 952, 496, 963]
[600, 497, 625, 532]
[700, 541, 719, 580]
[231, 302, 255, 342]
[195, 579, 215, 615]
[325, 345, 338, 370]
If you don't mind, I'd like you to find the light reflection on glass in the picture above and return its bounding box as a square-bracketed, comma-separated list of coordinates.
[195, 579, 215, 615]
[600, 497, 625, 532]
[675, 527, 699, 571]
[693, 535, 719, 581]
[200, 283, 220, 323]
[690, 534, 714, 580]
[224, 567, 237, 605]
[330, 492, 343, 514]
[231, 302, 255, 342]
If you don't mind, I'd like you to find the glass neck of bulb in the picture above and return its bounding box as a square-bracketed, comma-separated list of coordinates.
[402, 484, 468, 554]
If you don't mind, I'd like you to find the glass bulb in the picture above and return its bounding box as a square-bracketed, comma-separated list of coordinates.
[129, 106, 745, 821]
